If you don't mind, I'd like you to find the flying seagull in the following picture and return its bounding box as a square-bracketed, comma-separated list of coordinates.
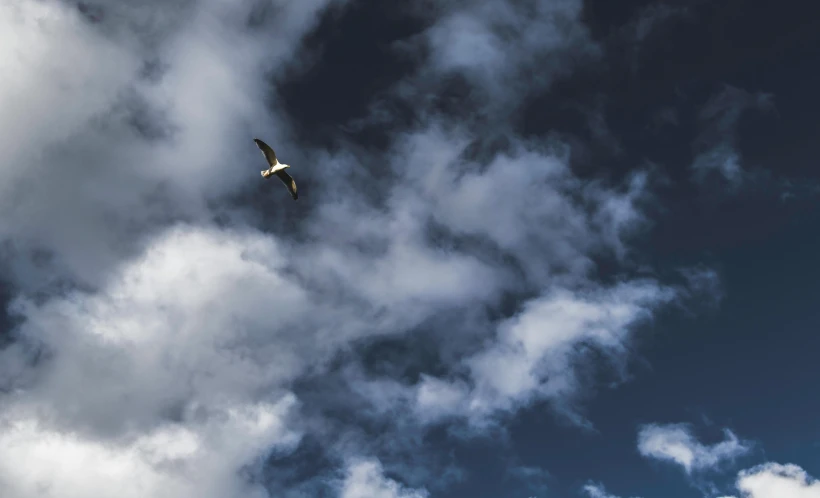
[254, 138, 298, 200]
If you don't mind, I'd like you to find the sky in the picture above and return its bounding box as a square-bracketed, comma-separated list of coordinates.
[0, 0, 819, 497]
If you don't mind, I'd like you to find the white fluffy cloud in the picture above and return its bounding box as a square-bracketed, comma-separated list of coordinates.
[638, 423, 751, 474]
[5, 226, 307, 420]
[0, 395, 298, 498]
[0, 226, 314, 497]
[736, 463, 820, 498]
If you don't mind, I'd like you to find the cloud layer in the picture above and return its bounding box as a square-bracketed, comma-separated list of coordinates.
[0, 0, 742, 496]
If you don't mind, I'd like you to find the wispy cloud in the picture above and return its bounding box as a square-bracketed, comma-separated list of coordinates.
[631, 4, 689, 43]
[691, 84, 775, 188]
[414, 280, 674, 427]
[677, 265, 725, 312]
[638, 423, 751, 474]
[507, 465, 550, 496]
[583, 482, 642, 498]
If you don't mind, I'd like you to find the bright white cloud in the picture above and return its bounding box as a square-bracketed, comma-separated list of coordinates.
[0, 226, 315, 497]
[0, 394, 299, 498]
[736, 463, 820, 498]
[638, 423, 751, 474]
[0, 210, 497, 496]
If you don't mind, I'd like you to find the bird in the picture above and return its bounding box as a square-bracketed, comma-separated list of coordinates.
[254, 138, 298, 200]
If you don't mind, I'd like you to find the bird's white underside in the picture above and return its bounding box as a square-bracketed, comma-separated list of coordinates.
[261, 163, 290, 177]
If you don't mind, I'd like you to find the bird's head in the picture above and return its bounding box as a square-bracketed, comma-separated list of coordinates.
[280, 163, 291, 170]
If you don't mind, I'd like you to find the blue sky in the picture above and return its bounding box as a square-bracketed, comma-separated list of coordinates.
[0, 1, 819, 497]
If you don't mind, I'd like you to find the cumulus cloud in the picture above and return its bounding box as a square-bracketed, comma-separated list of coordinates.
[0, 394, 299, 498]
[736, 463, 820, 498]
[638, 423, 751, 474]
[0, 226, 319, 497]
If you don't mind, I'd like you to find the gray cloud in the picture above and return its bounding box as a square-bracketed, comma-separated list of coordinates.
[359, 0, 603, 132]
[422, 0, 597, 97]
[0, 0, 332, 290]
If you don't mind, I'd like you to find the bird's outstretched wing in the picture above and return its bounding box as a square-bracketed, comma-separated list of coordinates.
[253, 138, 278, 166]
[275, 170, 298, 200]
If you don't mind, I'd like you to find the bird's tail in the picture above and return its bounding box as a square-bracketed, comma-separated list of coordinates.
[261, 169, 271, 178]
